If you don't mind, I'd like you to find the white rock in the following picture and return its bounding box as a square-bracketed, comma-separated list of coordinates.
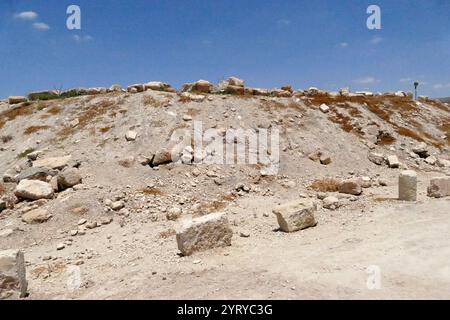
[125, 130, 137, 141]
[33, 155, 72, 170]
[322, 196, 340, 210]
[319, 104, 330, 113]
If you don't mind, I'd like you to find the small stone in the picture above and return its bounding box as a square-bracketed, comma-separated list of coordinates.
[239, 231, 250, 238]
[272, 199, 317, 233]
[56, 243, 65, 251]
[110, 201, 125, 211]
[387, 155, 400, 168]
[125, 130, 137, 141]
[78, 219, 87, 226]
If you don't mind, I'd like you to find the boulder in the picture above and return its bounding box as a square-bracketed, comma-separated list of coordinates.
[340, 87, 350, 96]
[252, 88, 270, 96]
[176, 212, 232, 256]
[272, 199, 317, 232]
[152, 149, 173, 166]
[223, 85, 245, 95]
[109, 84, 122, 92]
[143, 81, 172, 92]
[8, 96, 27, 104]
[22, 208, 52, 224]
[398, 170, 417, 201]
[0, 249, 27, 299]
[271, 89, 292, 97]
[192, 80, 213, 93]
[180, 92, 206, 103]
[427, 177, 450, 198]
[15, 180, 54, 200]
[57, 168, 82, 189]
[368, 152, 384, 165]
[387, 155, 400, 168]
[227, 77, 245, 87]
[33, 155, 72, 170]
[339, 179, 362, 195]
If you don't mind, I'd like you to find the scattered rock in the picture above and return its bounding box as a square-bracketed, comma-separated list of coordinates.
[125, 130, 137, 141]
[272, 199, 317, 232]
[436, 158, 450, 168]
[16, 167, 53, 182]
[368, 152, 384, 165]
[110, 201, 125, 211]
[57, 168, 82, 190]
[387, 155, 400, 168]
[15, 180, 54, 200]
[56, 243, 65, 251]
[0, 249, 27, 299]
[166, 207, 182, 221]
[319, 104, 330, 113]
[322, 196, 340, 210]
[339, 179, 362, 196]
[22, 208, 52, 224]
[320, 155, 332, 165]
[176, 212, 232, 256]
[425, 156, 437, 166]
[33, 156, 72, 170]
[361, 177, 372, 188]
[412, 142, 429, 158]
[398, 170, 417, 201]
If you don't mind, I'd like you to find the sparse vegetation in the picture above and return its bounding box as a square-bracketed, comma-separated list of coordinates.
[24, 125, 51, 135]
[309, 178, 340, 192]
[142, 187, 164, 196]
[17, 147, 35, 159]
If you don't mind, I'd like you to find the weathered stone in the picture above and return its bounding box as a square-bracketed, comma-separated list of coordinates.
[180, 92, 206, 102]
[272, 199, 317, 232]
[125, 130, 137, 141]
[110, 201, 125, 211]
[57, 168, 82, 190]
[0, 249, 27, 299]
[152, 149, 173, 166]
[368, 152, 384, 165]
[8, 96, 27, 104]
[16, 167, 53, 182]
[2, 169, 18, 183]
[427, 177, 450, 198]
[361, 176, 372, 188]
[412, 142, 429, 158]
[109, 84, 122, 92]
[320, 155, 332, 165]
[398, 170, 417, 201]
[223, 85, 245, 95]
[192, 80, 213, 93]
[15, 180, 54, 200]
[22, 208, 52, 224]
[387, 155, 400, 168]
[33, 155, 72, 170]
[339, 179, 362, 195]
[176, 212, 232, 256]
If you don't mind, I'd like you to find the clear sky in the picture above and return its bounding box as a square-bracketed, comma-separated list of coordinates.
[1, 0, 449, 98]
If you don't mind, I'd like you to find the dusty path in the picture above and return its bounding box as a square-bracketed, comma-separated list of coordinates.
[26, 197, 450, 300]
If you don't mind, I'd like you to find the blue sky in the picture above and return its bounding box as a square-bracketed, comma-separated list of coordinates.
[1, 0, 449, 98]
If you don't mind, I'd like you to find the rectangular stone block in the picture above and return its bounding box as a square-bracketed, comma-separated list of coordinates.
[272, 199, 317, 233]
[176, 212, 232, 256]
[427, 177, 450, 198]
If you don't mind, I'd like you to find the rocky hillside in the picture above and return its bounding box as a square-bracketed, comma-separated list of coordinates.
[0, 77, 449, 299]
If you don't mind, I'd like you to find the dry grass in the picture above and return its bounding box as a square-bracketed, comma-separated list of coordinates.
[0, 183, 5, 196]
[0, 103, 35, 130]
[46, 106, 62, 115]
[56, 99, 115, 141]
[99, 126, 113, 133]
[328, 110, 356, 133]
[192, 193, 236, 216]
[143, 95, 164, 107]
[159, 228, 176, 239]
[142, 187, 164, 196]
[178, 94, 192, 104]
[309, 178, 340, 192]
[24, 125, 51, 135]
